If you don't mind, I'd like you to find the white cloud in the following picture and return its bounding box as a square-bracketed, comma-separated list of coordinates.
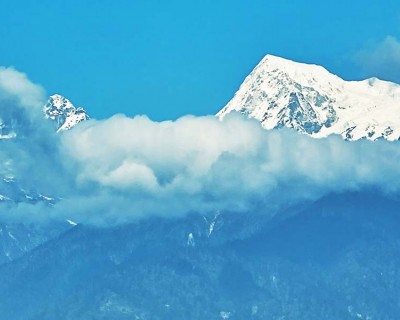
[355, 36, 400, 83]
[0, 66, 45, 108]
[100, 160, 159, 191]
[46, 113, 400, 224]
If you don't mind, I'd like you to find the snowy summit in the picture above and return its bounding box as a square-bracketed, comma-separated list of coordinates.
[43, 94, 89, 132]
[218, 55, 400, 141]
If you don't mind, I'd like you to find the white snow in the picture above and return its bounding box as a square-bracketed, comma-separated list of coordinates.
[39, 194, 54, 201]
[66, 219, 78, 226]
[203, 211, 221, 238]
[0, 132, 16, 139]
[7, 231, 16, 241]
[187, 233, 195, 247]
[3, 176, 14, 183]
[218, 54, 400, 141]
[0, 195, 10, 201]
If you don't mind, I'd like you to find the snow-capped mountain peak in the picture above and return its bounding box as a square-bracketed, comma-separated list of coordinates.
[43, 94, 89, 132]
[0, 94, 89, 207]
[217, 54, 400, 141]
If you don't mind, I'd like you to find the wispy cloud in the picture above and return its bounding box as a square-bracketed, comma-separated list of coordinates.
[355, 36, 400, 83]
[0, 66, 45, 108]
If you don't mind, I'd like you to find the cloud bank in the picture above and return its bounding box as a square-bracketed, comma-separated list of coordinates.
[48, 114, 399, 224]
[1, 65, 400, 225]
[355, 36, 400, 83]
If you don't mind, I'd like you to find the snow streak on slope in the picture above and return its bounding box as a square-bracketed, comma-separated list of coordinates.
[218, 55, 400, 141]
[43, 94, 89, 132]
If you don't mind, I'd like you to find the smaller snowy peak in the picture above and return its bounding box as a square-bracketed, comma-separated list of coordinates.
[43, 94, 89, 132]
[218, 54, 400, 141]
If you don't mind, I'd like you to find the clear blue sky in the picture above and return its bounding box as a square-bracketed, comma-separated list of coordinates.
[1, 0, 399, 120]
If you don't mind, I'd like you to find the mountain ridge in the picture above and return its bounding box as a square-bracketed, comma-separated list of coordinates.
[218, 54, 400, 141]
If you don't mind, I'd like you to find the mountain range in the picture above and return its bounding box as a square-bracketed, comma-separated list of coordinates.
[0, 55, 400, 319]
[19, 54, 400, 142]
[26, 54, 400, 142]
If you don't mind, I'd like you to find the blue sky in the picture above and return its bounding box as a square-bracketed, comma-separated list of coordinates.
[1, 0, 399, 120]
